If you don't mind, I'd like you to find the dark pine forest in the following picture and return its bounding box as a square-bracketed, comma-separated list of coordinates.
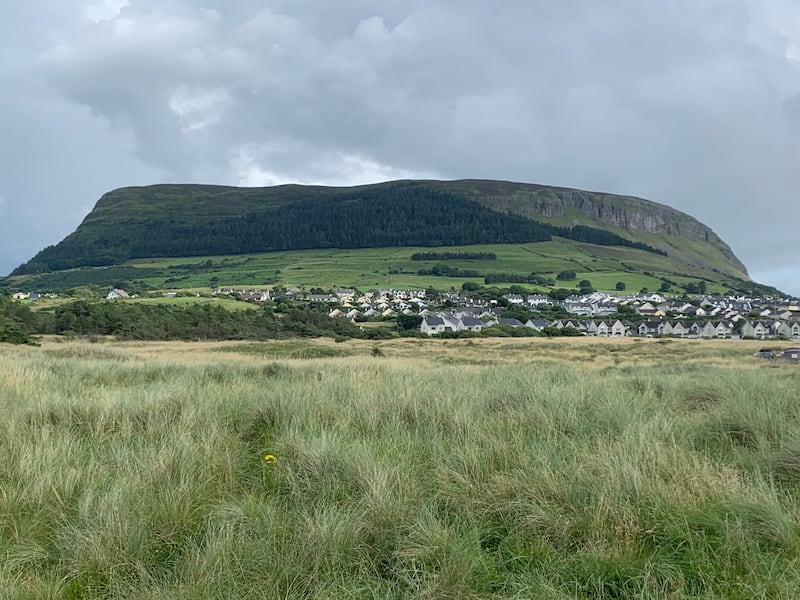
[16, 186, 666, 274]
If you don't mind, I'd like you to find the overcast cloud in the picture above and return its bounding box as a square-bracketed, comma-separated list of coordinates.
[2, 1, 799, 294]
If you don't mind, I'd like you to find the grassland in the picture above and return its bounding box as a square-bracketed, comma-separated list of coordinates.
[2, 337, 800, 598]
[5, 240, 740, 295]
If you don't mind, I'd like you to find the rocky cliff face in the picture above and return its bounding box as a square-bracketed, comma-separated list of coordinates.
[449, 180, 747, 275]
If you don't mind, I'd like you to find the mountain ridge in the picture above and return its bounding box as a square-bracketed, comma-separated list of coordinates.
[11, 179, 748, 282]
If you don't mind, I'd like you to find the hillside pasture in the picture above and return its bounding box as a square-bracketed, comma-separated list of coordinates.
[4, 239, 734, 295]
[2, 337, 800, 598]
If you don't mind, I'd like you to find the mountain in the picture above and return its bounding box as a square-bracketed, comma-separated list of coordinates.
[12, 179, 748, 283]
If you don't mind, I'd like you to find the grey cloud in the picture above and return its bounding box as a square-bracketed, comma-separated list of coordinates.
[2, 1, 799, 294]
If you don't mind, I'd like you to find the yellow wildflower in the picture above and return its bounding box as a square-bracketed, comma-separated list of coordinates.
[263, 454, 277, 464]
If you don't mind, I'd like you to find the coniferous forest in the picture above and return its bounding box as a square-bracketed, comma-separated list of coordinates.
[15, 184, 666, 274]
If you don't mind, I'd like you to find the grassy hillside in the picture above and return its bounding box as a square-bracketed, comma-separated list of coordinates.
[3, 240, 774, 297]
[2, 337, 800, 597]
[11, 180, 748, 281]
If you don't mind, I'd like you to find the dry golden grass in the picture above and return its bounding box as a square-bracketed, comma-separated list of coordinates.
[30, 335, 794, 371]
[2, 335, 800, 598]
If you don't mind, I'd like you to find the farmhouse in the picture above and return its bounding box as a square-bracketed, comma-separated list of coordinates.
[106, 289, 129, 300]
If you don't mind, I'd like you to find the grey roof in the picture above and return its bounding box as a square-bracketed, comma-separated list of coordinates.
[498, 318, 525, 327]
[460, 317, 483, 326]
[425, 316, 445, 326]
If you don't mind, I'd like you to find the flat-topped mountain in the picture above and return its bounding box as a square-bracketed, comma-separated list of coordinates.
[12, 179, 747, 280]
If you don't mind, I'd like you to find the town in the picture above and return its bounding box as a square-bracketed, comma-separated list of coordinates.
[193, 286, 800, 340]
[11, 284, 800, 341]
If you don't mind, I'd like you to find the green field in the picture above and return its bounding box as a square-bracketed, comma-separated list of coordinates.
[2, 337, 800, 597]
[129, 241, 736, 293]
[4, 240, 745, 295]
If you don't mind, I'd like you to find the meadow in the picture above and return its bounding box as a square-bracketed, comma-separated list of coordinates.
[6, 240, 732, 296]
[2, 337, 800, 598]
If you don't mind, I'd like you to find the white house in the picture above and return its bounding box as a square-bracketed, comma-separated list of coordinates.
[107, 289, 129, 300]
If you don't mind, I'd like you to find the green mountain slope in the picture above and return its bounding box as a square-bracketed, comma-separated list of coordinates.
[9, 180, 749, 287]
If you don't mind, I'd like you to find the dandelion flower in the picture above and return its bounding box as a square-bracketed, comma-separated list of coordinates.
[264, 454, 277, 464]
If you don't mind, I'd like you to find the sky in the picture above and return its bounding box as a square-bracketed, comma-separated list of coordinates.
[2, 1, 799, 295]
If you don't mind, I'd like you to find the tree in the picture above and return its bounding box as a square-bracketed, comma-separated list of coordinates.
[397, 314, 423, 331]
[0, 296, 38, 345]
[556, 270, 576, 281]
[548, 288, 573, 301]
[578, 279, 594, 293]
[614, 303, 637, 318]
[615, 281, 626, 291]
[659, 282, 672, 293]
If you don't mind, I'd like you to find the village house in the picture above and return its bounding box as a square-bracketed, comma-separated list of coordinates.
[421, 316, 448, 335]
[525, 319, 551, 332]
[526, 294, 551, 306]
[638, 321, 664, 337]
[458, 317, 485, 332]
[741, 321, 772, 339]
[106, 289, 129, 300]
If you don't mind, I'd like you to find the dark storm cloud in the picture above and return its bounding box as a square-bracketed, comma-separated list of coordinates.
[1, 1, 799, 293]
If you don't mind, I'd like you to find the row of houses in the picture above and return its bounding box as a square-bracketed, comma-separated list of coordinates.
[419, 312, 800, 339]
[502, 291, 800, 321]
[419, 313, 631, 336]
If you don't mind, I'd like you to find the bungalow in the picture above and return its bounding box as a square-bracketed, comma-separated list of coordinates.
[458, 317, 485, 332]
[525, 319, 551, 332]
[421, 316, 447, 336]
[497, 318, 525, 328]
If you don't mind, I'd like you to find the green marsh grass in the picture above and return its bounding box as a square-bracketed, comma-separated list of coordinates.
[1, 339, 800, 598]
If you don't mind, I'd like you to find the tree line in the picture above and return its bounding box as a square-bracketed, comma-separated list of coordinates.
[0, 298, 396, 344]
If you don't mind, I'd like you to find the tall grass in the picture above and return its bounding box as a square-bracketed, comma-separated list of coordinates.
[1, 341, 800, 598]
